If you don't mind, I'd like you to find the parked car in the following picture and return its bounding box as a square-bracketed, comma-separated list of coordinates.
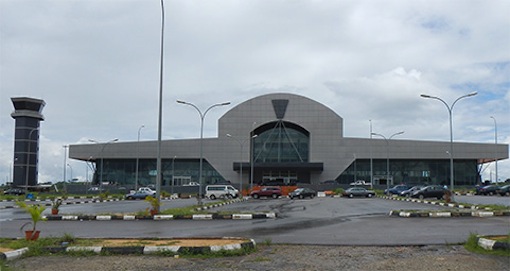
[250, 186, 282, 199]
[3, 188, 25, 195]
[400, 186, 424, 197]
[289, 188, 316, 199]
[476, 185, 500, 196]
[138, 187, 156, 196]
[384, 185, 411, 195]
[349, 180, 370, 186]
[410, 185, 449, 200]
[125, 191, 152, 200]
[342, 187, 375, 198]
[496, 185, 510, 196]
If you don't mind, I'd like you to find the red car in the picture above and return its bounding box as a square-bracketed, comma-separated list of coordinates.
[250, 186, 282, 199]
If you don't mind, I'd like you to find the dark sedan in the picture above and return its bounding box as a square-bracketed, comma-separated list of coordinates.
[384, 185, 411, 196]
[496, 185, 510, 196]
[289, 188, 316, 199]
[400, 186, 424, 197]
[342, 187, 375, 198]
[410, 185, 449, 200]
[476, 185, 500, 196]
[3, 188, 25, 195]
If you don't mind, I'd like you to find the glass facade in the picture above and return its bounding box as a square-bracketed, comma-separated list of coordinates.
[250, 120, 311, 183]
[338, 159, 480, 186]
[92, 158, 226, 187]
[253, 121, 310, 163]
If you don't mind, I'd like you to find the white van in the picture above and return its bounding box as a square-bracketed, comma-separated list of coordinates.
[205, 185, 239, 200]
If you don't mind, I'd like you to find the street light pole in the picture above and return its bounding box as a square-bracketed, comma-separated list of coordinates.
[135, 125, 145, 190]
[369, 120, 373, 189]
[371, 131, 404, 190]
[171, 155, 176, 194]
[490, 116, 498, 183]
[177, 100, 230, 205]
[67, 164, 73, 182]
[155, 0, 165, 212]
[420, 92, 477, 192]
[62, 145, 68, 192]
[227, 134, 257, 197]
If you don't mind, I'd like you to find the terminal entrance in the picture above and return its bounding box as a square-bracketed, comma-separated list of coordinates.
[261, 170, 298, 185]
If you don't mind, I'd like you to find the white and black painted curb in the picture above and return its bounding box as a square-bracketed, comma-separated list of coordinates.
[388, 209, 510, 218]
[382, 195, 510, 218]
[0, 238, 256, 261]
[44, 212, 276, 221]
[477, 236, 510, 251]
[0, 247, 28, 261]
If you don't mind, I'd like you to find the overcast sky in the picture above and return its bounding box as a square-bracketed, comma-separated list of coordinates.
[1, 0, 509, 185]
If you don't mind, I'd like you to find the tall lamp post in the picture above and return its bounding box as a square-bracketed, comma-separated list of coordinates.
[67, 164, 73, 182]
[89, 138, 119, 191]
[420, 92, 477, 193]
[369, 120, 373, 189]
[135, 125, 145, 190]
[227, 134, 257, 197]
[155, 0, 166, 212]
[371, 131, 404, 190]
[490, 116, 498, 183]
[177, 100, 230, 204]
[171, 155, 177, 194]
[25, 128, 39, 194]
[62, 145, 68, 193]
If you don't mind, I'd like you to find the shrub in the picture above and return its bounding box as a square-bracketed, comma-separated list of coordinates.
[333, 188, 344, 195]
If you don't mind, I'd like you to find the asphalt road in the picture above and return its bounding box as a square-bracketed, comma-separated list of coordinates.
[1, 196, 509, 246]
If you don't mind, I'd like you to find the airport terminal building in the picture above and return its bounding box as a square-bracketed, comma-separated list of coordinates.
[69, 93, 508, 189]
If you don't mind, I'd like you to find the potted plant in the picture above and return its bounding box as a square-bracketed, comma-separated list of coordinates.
[145, 195, 160, 216]
[51, 198, 63, 215]
[16, 201, 46, 241]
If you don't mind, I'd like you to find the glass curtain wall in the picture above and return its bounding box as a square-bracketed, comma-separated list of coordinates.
[338, 159, 479, 186]
[92, 158, 226, 187]
[253, 121, 310, 163]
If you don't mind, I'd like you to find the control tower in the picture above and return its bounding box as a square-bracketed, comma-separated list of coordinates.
[11, 97, 45, 188]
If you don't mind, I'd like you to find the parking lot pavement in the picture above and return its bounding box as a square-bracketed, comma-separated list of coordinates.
[214, 197, 459, 219]
[455, 195, 510, 207]
[1, 196, 509, 245]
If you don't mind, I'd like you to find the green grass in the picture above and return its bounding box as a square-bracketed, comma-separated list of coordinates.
[176, 245, 256, 258]
[159, 200, 248, 216]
